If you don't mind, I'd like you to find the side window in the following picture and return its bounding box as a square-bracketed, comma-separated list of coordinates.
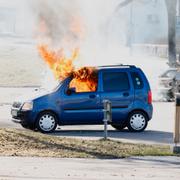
[67, 71, 98, 94]
[103, 72, 130, 92]
[131, 72, 144, 89]
[68, 78, 98, 93]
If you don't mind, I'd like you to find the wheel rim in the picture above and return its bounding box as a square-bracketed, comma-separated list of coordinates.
[130, 113, 146, 131]
[39, 114, 56, 132]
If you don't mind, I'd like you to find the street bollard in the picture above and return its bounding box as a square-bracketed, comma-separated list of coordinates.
[172, 94, 180, 153]
[103, 100, 112, 140]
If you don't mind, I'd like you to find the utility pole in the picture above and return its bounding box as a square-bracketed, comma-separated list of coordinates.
[177, 0, 180, 62]
[129, 1, 133, 55]
[165, 0, 177, 67]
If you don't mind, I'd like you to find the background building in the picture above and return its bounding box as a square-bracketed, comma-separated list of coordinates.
[116, 0, 168, 45]
[0, 0, 33, 38]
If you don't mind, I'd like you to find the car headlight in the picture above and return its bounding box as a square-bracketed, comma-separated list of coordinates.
[21, 102, 33, 111]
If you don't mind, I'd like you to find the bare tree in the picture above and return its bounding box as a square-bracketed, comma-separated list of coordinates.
[116, 0, 178, 66]
[116, 0, 133, 10]
[165, 0, 177, 67]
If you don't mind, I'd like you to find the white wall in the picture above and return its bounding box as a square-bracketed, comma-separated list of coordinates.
[133, 0, 168, 43]
[0, 0, 33, 37]
[117, 0, 168, 44]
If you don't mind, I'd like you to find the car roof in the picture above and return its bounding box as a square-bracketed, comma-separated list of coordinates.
[96, 64, 137, 70]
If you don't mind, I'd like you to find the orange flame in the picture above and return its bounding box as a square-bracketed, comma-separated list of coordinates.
[38, 45, 98, 92]
[37, 15, 97, 93]
[71, 67, 98, 92]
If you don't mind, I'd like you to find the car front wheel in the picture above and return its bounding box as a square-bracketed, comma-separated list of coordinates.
[21, 122, 35, 130]
[127, 111, 148, 132]
[111, 123, 127, 131]
[36, 112, 57, 133]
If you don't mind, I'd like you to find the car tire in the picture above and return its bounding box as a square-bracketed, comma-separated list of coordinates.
[21, 121, 35, 130]
[127, 111, 148, 132]
[36, 111, 58, 133]
[111, 123, 127, 131]
[21, 122, 29, 129]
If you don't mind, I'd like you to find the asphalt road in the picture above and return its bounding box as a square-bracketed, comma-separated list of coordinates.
[0, 156, 180, 180]
[0, 88, 179, 180]
[0, 101, 175, 145]
[0, 87, 177, 145]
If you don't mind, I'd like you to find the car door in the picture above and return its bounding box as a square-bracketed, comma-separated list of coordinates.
[61, 74, 101, 125]
[99, 70, 134, 124]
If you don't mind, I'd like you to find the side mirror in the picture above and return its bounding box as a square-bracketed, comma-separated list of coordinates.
[66, 87, 76, 95]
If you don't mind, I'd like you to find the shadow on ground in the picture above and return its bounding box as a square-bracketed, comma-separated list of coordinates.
[52, 129, 173, 145]
[130, 157, 180, 165]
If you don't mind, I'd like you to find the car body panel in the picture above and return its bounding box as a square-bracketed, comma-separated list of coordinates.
[11, 65, 153, 129]
[61, 76, 102, 125]
[98, 69, 135, 124]
[159, 68, 177, 88]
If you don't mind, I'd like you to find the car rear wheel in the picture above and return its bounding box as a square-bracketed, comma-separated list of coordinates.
[36, 112, 57, 133]
[127, 111, 148, 132]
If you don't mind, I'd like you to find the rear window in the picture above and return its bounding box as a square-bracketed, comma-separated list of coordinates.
[103, 72, 130, 92]
[131, 72, 144, 89]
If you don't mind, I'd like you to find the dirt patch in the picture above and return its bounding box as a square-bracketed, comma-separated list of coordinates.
[0, 128, 173, 158]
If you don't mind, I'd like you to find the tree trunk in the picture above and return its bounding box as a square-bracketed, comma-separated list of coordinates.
[165, 0, 177, 67]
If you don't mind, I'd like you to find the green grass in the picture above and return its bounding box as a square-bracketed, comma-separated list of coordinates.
[0, 128, 174, 158]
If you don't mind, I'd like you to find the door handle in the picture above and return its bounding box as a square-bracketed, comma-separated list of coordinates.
[123, 92, 129, 97]
[89, 94, 97, 99]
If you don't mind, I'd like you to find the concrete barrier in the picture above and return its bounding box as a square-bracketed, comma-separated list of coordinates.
[132, 44, 168, 58]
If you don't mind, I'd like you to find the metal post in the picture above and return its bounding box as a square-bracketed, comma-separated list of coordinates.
[172, 94, 180, 153]
[103, 100, 112, 140]
[104, 118, 108, 140]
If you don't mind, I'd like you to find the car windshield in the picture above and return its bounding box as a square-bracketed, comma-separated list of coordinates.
[166, 71, 176, 78]
[161, 70, 177, 78]
[40, 80, 62, 92]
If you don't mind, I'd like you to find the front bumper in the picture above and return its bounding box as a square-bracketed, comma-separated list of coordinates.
[12, 118, 21, 123]
[11, 108, 33, 125]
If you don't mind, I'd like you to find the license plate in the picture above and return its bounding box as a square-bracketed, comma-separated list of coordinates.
[11, 110, 18, 117]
